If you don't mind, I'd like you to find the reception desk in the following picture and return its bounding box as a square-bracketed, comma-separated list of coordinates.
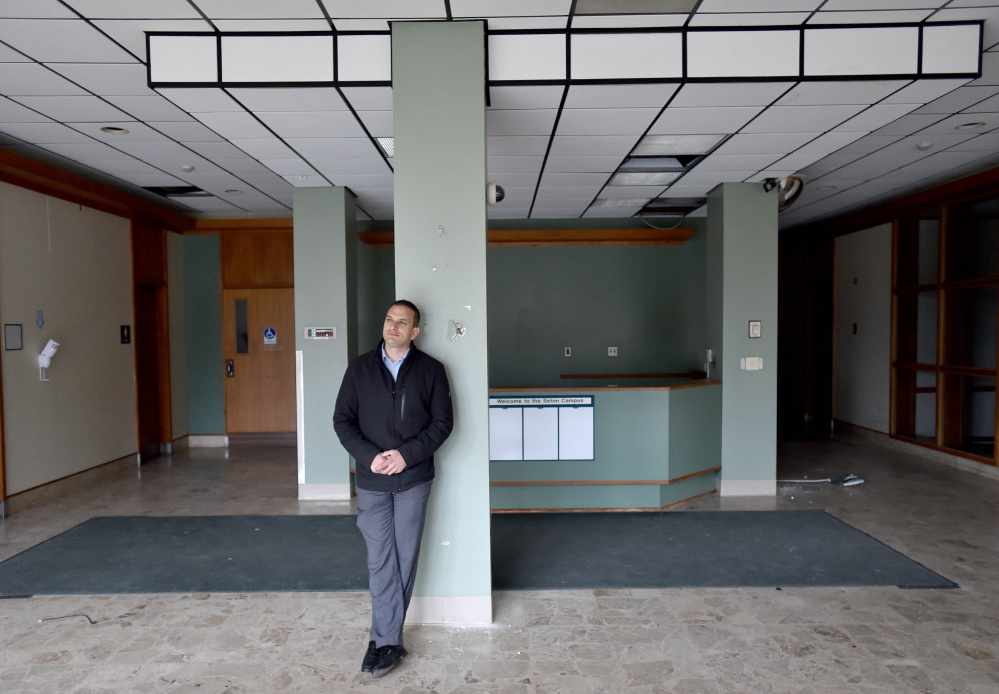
[488, 380, 721, 511]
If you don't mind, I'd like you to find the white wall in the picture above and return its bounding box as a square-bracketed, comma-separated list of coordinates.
[0, 183, 137, 494]
[833, 223, 892, 432]
[167, 231, 188, 441]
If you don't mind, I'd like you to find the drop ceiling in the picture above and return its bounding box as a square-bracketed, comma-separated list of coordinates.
[0, 1, 998, 230]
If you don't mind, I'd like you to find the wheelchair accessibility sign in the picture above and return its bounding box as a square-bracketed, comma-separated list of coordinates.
[264, 327, 277, 345]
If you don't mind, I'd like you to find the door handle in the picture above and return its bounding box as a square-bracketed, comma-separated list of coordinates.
[226, 359, 234, 378]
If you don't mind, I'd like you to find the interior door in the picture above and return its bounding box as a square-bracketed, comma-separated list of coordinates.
[222, 288, 296, 433]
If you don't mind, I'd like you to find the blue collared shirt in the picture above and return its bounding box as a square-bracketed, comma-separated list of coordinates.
[381, 344, 410, 381]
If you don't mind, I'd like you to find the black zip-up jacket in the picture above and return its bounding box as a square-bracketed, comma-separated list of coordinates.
[333, 342, 453, 493]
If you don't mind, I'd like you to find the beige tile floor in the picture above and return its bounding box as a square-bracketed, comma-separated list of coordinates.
[1, 432, 998, 693]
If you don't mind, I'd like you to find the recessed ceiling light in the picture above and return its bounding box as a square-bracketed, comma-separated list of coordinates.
[100, 126, 129, 135]
[224, 189, 243, 195]
[916, 142, 933, 151]
[180, 164, 195, 172]
[817, 185, 838, 191]
[376, 137, 394, 158]
[632, 134, 726, 156]
[619, 156, 688, 172]
[610, 171, 680, 186]
[956, 122, 986, 130]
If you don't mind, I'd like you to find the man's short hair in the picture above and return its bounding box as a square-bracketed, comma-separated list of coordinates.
[391, 299, 420, 328]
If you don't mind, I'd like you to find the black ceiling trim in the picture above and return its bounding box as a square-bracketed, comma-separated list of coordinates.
[186, 1, 220, 32]
[335, 86, 394, 175]
[54, 0, 145, 64]
[527, 84, 570, 219]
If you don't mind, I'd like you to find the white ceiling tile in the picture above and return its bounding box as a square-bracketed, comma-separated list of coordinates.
[916, 113, 999, 135]
[693, 153, 782, 173]
[649, 106, 765, 135]
[256, 110, 366, 138]
[93, 19, 212, 61]
[571, 33, 682, 80]
[486, 17, 568, 29]
[805, 26, 919, 77]
[341, 87, 392, 111]
[38, 141, 133, 160]
[742, 105, 866, 133]
[745, 170, 797, 182]
[228, 88, 346, 112]
[104, 96, 194, 122]
[0, 97, 52, 122]
[871, 113, 946, 136]
[194, 0, 325, 19]
[65, 1, 203, 19]
[330, 175, 394, 190]
[321, 0, 445, 19]
[211, 157, 273, 173]
[213, 19, 331, 31]
[453, 0, 571, 16]
[556, 108, 661, 136]
[688, 12, 810, 25]
[152, 121, 225, 141]
[915, 86, 999, 115]
[338, 34, 392, 82]
[110, 140, 206, 162]
[570, 14, 687, 29]
[259, 159, 321, 178]
[670, 82, 793, 108]
[968, 51, 999, 87]
[0, 42, 30, 61]
[600, 185, 668, 198]
[675, 169, 758, 187]
[833, 103, 921, 132]
[809, 10, 934, 23]
[486, 156, 545, 173]
[770, 131, 868, 172]
[86, 158, 166, 177]
[539, 172, 609, 188]
[45, 63, 154, 96]
[326, 19, 390, 31]
[582, 207, 639, 218]
[0, 1, 76, 18]
[544, 155, 622, 173]
[0, 63, 88, 96]
[310, 158, 392, 176]
[549, 135, 639, 156]
[882, 78, 971, 105]
[697, 0, 823, 11]
[662, 182, 720, 197]
[933, 7, 999, 50]
[487, 136, 549, 156]
[172, 195, 242, 212]
[230, 138, 296, 160]
[488, 34, 565, 81]
[222, 35, 334, 83]
[158, 88, 243, 113]
[119, 173, 190, 187]
[488, 86, 565, 110]
[777, 80, 910, 106]
[194, 111, 272, 139]
[821, 1, 938, 13]
[12, 96, 132, 123]
[713, 132, 817, 155]
[486, 109, 559, 136]
[285, 137, 379, 159]
[0, 19, 138, 62]
[239, 172, 290, 186]
[563, 84, 678, 109]
[482, 174, 537, 189]
[962, 91, 999, 113]
[356, 111, 392, 136]
[948, 131, 999, 152]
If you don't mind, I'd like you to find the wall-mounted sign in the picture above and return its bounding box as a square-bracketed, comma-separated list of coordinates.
[264, 327, 277, 345]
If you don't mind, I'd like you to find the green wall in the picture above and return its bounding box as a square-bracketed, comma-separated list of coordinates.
[488, 222, 707, 386]
[182, 234, 225, 436]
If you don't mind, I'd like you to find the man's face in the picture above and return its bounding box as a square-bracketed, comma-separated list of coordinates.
[383, 304, 419, 350]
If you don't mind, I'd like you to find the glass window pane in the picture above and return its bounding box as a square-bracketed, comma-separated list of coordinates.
[944, 287, 997, 369]
[916, 291, 937, 364]
[943, 375, 996, 460]
[918, 217, 939, 284]
[946, 197, 999, 282]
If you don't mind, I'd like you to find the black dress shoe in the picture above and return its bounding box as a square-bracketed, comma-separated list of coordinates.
[370, 645, 408, 678]
[361, 640, 378, 673]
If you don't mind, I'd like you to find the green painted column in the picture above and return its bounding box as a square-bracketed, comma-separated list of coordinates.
[392, 21, 492, 625]
[294, 186, 357, 500]
[706, 183, 778, 496]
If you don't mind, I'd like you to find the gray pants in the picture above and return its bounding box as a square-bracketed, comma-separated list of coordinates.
[355, 481, 432, 648]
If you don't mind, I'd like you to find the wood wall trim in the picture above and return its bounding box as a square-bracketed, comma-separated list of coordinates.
[360, 227, 695, 248]
[0, 148, 194, 231]
[561, 372, 690, 379]
[192, 218, 293, 232]
[490, 467, 720, 487]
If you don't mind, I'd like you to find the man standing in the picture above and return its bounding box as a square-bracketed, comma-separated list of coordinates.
[333, 300, 453, 678]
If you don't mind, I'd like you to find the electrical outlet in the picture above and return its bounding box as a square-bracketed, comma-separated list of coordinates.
[608, 346, 618, 357]
[564, 347, 571, 357]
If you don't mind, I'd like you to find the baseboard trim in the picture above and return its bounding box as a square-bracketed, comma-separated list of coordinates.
[406, 595, 492, 625]
[188, 435, 228, 448]
[720, 479, 776, 497]
[5, 453, 140, 516]
[298, 483, 351, 501]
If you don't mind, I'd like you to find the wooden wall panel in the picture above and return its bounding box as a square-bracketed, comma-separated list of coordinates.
[220, 230, 294, 289]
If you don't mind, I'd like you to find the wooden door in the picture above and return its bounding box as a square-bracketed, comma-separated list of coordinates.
[222, 288, 296, 433]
